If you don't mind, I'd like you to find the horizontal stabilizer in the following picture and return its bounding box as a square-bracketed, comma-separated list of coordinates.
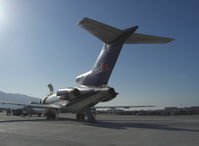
[78, 17, 123, 44]
[78, 17, 174, 44]
[125, 33, 174, 44]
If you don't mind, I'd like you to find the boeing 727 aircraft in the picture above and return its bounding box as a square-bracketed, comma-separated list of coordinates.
[0, 18, 174, 122]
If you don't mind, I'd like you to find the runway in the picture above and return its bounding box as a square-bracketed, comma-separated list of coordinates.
[0, 113, 199, 146]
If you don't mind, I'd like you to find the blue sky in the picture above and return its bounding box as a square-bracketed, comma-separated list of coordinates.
[0, 0, 198, 108]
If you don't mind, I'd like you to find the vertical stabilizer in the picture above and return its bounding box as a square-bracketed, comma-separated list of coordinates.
[76, 18, 138, 86]
[76, 17, 174, 86]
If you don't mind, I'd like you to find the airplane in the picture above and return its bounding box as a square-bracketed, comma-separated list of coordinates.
[0, 17, 174, 122]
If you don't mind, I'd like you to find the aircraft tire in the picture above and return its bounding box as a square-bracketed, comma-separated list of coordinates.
[46, 112, 56, 120]
[76, 112, 85, 120]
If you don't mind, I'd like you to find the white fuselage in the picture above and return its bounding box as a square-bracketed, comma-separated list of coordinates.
[44, 85, 117, 113]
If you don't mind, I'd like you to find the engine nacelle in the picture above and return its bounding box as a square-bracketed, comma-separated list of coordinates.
[101, 87, 118, 102]
[57, 88, 80, 100]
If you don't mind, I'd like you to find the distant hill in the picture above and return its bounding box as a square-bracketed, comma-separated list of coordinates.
[0, 90, 41, 109]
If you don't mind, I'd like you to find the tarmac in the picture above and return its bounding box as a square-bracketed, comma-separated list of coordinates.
[0, 112, 199, 146]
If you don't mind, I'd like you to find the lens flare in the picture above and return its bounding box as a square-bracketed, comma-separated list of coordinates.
[0, 8, 4, 22]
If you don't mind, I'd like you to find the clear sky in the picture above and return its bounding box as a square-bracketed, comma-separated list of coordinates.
[0, 0, 198, 108]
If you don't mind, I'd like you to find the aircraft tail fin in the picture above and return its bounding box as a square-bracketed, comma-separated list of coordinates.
[76, 18, 174, 86]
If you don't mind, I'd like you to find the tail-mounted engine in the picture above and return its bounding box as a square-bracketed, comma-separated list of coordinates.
[101, 87, 118, 102]
[57, 88, 80, 100]
[57, 85, 118, 102]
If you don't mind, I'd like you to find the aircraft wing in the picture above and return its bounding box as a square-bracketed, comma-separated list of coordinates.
[0, 101, 65, 109]
[94, 105, 155, 109]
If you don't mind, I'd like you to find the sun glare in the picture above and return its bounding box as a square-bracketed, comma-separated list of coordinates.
[0, 8, 4, 22]
[0, 4, 6, 24]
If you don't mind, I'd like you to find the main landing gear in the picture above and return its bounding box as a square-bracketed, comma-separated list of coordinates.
[46, 109, 57, 120]
[76, 112, 85, 120]
[76, 108, 96, 123]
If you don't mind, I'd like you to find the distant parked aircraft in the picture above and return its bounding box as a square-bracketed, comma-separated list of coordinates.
[0, 18, 174, 122]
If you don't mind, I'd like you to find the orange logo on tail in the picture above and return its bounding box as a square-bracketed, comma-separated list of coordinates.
[93, 63, 109, 74]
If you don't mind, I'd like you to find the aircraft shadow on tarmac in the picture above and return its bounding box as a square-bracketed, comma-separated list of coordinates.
[85, 121, 199, 132]
[0, 116, 199, 133]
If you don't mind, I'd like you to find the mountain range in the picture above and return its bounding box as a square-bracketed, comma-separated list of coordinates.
[0, 90, 40, 109]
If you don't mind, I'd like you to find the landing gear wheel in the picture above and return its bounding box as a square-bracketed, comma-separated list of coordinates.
[84, 108, 96, 123]
[76, 112, 85, 120]
[46, 112, 56, 120]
